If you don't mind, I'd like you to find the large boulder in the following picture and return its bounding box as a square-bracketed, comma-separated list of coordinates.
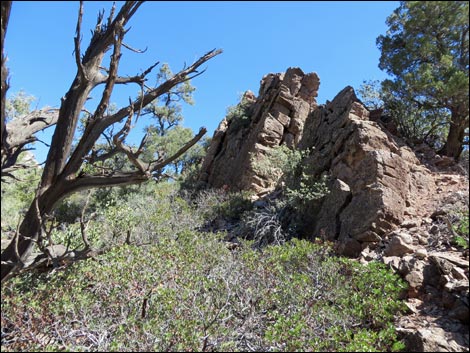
[199, 67, 320, 194]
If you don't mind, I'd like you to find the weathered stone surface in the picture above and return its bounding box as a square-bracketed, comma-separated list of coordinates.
[384, 232, 415, 256]
[337, 237, 362, 258]
[383, 256, 401, 271]
[400, 327, 464, 352]
[201, 72, 436, 250]
[415, 248, 428, 259]
[298, 87, 434, 248]
[45, 244, 68, 258]
[199, 67, 320, 194]
[313, 179, 351, 241]
[429, 252, 469, 269]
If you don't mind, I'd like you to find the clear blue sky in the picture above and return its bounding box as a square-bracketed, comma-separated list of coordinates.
[5, 1, 399, 163]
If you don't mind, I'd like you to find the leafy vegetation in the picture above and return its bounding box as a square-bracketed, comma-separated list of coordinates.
[225, 95, 254, 133]
[1, 163, 406, 352]
[451, 209, 469, 249]
[1, 181, 407, 352]
[254, 144, 329, 206]
[4, 2, 469, 352]
[377, 1, 469, 159]
[0, 152, 40, 233]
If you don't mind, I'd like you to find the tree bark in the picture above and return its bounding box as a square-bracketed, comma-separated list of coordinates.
[1, 108, 59, 177]
[1, 1, 12, 158]
[439, 106, 469, 160]
[0, 173, 149, 281]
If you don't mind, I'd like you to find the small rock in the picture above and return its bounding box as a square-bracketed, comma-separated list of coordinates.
[405, 270, 424, 289]
[399, 232, 413, 244]
[415, 248, 427, 259]
[384, 233, 415, 256]
[451, 266, 468, 281]
[417, 234, 429, 245]
[444, 279, 470, 292]
[360, 247, 376, 261]
[422, 217, 433, 225]
[383, 256, 401, 271]
[404, 300, 420, 314]
[398, 255, 415, 275]
[45, 244, 68, 258]
[401, 220, 420, 228]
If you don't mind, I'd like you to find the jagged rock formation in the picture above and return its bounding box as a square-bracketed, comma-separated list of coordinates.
[200, 68, 469, 352]
[199, 67, 319, 194]
[200, 73, 435, 254]
[298, 86, 435, 255]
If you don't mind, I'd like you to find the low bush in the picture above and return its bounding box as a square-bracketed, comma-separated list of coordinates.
[2, 235, 407, 352]
[451, 209, 469, 249]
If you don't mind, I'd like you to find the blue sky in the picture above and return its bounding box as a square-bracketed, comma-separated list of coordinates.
[5, 1, 399, 162]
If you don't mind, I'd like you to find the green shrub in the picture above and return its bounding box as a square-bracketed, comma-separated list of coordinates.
[1, 153, 40, 233]
[253, 144, 329, 207]
[452, 210, 469, 249]
[2, 235, 407, 352]
[225, 96, 254, 133]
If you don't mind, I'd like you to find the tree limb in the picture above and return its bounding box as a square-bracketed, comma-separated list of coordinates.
[62, 48, 222, 178]
[1, 1, 12, 155]
[2, 108, 59, 175]
[74, 1, 87, 81]
[150, 127, 207, 173]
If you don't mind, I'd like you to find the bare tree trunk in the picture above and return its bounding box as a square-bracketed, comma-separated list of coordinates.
[1, 1, 12, 154]
[1, 197, 47, 282]
[439, 106, 468, 160]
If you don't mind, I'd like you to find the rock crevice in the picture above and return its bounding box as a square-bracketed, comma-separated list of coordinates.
[199, 67, 320, 194]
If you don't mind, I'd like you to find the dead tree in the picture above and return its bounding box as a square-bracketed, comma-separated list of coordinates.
[0, 1, 222, 282]
[1, 0, 59, 179]
[1, 108, 59, 179]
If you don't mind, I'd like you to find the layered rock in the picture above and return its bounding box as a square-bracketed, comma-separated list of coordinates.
[298, 87, 435, 253]
[200, 71, 437, 252]
[199, 67, 320, 194]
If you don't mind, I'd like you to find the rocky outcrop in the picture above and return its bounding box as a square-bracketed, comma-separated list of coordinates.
[200, 75, 435, 251]
[199, 67, 319, 194]
[200, 68, 469, 352]
[298, 86, 435, 253]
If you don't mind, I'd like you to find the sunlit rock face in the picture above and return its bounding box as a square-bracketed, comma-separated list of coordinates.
[199, 67, 319, 194]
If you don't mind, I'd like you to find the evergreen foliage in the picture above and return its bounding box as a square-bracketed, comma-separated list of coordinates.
[377, 1, 469, 158]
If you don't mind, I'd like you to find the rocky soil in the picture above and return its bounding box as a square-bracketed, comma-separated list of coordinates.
[379, 153, 469, 352]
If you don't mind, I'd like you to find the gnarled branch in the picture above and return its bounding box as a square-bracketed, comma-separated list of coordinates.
[1, 108, 59, 177]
